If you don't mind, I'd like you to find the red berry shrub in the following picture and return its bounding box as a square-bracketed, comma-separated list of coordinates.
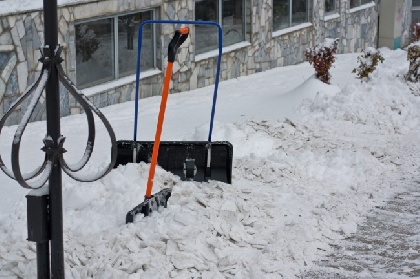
[305, 38, 339, 84]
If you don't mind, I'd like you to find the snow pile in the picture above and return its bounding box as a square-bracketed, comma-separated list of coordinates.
[0, 48, 420, 278]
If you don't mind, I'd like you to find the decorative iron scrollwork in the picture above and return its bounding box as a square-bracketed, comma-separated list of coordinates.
[0, 45, 117, 189]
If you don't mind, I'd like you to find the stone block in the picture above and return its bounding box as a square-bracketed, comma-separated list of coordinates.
[0, 32, 13, 45]
[229, 61, 240, 78]
[62, 8, 71, 22]
[123, 86, 131, 101]
[178, 8, 189, 20]
[69, 95, 76, 107]
[1, 54, 16, 82]
[7, 16, 16, 29]
[172, 61, 180, 73]
[5, 69, 17, 95]
[73, 6, 90, 20]
[189, 67, 198, 90]
[11, 29, 24, 62]
[59, 83, 69, 117]
[1, 18, 9, 29]
[221, 69, 227, 80]
[108, 92, 121, 105]
[153, 82, 162, 96]
[165, 3, 175, 18]
[93, 94, 101, 107]
[100, 92, 108, 105]
[6, 110, 19, 126]
[205, 68, 214, 78]
[198, 66, 206, 77]
[0, 79, 5, 101]
[0, 52, 11, 70]
[197, 77, 205, 88]
[59, 18, 69, 39]
[17, 62, 27, 94]
[3, 96, 11, 112]
[16, 20, 25, 38]
[179, 72, 188, 82]
[33, 13, 42, 33]
[71, 107, 81, 115]
[177, 80, 190, 92]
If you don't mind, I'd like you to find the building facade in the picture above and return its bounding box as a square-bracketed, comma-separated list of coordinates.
[0, 0, 383, 125]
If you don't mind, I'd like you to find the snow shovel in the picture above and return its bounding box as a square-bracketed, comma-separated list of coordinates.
[116, 20, 232, 184]
[119, 22, 233, 223]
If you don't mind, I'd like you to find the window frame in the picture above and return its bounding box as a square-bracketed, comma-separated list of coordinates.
[272, 0, 311, 31]
[74, 9, 156, 88]
[412, 3, 420, 23]
[194, 0, 247, 55]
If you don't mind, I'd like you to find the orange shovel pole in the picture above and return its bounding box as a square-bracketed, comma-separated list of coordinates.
[145, 62, 173, 198]
[144, 27, 188, 199]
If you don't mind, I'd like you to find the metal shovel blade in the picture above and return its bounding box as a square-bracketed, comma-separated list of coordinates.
[125, 188, 172, 223]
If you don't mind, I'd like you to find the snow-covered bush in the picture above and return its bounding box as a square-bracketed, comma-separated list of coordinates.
[405, 42, 420, 82]
[305, 38, 339, 84]
[410, 21, 420, 43]
[352, 47, 384, 81]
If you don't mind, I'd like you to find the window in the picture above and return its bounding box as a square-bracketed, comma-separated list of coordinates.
[273, 0, 311, 31]
[413, 0, 420, 22]
[350, 0, 371, 9]
[75, 10, 154, 89]
[325, 0, 336, 14]
[195, 0, 246, 55]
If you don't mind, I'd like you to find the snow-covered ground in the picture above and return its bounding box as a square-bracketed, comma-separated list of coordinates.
[0, 47, 420, 278]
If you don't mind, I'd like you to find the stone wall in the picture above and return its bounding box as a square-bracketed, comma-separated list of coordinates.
[319, 0, 380, 53]
[0, 0, 381, 126]
[0, 12, 45, 125]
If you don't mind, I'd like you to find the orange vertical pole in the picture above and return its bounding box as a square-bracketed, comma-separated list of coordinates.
[145, 63, 174, 198]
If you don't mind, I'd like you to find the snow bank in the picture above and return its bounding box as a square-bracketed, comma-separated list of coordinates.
[0, 48, 419, 278]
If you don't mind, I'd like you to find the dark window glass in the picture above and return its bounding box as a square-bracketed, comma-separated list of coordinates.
[273, 0, 310, 31]
[292, 0, 308, 26]
[413, 10, 420, 22]
[195, 0, 219, 54]
[118, 11, 153, 78]
[273, 0, 290, 29]
[222, 0, 244, 46]
[414, 0, 420, 7]
[76, 18, 114, 88]
[350, 0, 359, 8]
[195, 0, 245, 54]
[361, 0, 371, 4]
[75, 11, 155, 88]
[325, 0, 335, 13]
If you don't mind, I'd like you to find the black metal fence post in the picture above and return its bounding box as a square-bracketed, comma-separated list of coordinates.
[43, 0, 65, 277]
[27, 193, 51, 278]
[36, 242, 50, 278]
[0, 1, 117, 278]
